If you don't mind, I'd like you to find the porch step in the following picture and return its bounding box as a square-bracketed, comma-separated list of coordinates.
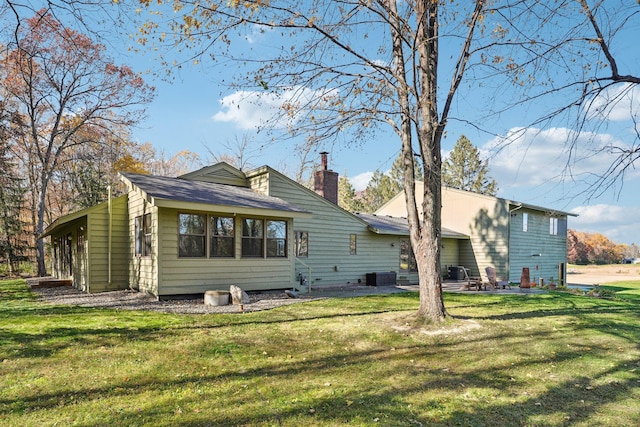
[27, 279, 73, 289]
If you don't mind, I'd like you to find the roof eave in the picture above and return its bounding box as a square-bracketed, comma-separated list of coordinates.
[153, 198, 312, 219]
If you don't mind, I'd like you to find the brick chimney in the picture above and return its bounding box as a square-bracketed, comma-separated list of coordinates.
[314, 152, 339, 204]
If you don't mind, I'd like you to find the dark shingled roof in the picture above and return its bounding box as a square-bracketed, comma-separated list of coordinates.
[355, 212, 468, 239]
[122, 173, 309, 214]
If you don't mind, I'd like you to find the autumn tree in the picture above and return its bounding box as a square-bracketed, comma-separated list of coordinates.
[622, 244, 640, 260]
[567, 230, 625, 265]
[53, 124, 137, 209]
[1, 10, 154, 275]
[148, 149, 202, 177]
[443, 135, 497, 196]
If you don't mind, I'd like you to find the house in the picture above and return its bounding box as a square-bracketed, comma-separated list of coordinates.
[42, 194, 129, 292]
[43, 155, 444, 297]
[376, 183, 576, 284]
[42, 155, 574, 297]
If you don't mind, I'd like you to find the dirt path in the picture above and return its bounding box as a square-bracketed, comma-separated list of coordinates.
[567, 264, 640, 285]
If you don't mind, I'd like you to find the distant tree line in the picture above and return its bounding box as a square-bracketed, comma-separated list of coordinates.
[567, 229, 636, 265]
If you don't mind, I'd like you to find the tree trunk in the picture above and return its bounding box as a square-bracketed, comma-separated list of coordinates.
[415, 180, 446, 320]
[36, 175, 48, 277]
[413, 0, 447, 322]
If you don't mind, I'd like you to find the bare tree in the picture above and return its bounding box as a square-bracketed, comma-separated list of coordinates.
[568, 1, 640, 196]
[205, 133, 261, 171]
[134, 1, 507, 321]
[481, 1, 640, 199]
[134, 0, 640, 321]
[1, 10, 153, 275]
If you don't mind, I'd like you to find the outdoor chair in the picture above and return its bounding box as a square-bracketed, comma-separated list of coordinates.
[462, 267, 484, 291]
[485, 266, 510, 289]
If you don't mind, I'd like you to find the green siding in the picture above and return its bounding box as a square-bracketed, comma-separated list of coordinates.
[263, 172, 405, 287]
[47, 195, 129, 293]
[86, 195, 129, 292]
[381, 184, 570, 283]
[508, 209, 567, 284]
[155, 208, 294, 295]
[441, 238, 460, 273]
[128, 188, 158, 296]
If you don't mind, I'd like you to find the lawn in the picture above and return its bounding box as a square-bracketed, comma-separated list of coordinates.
[1, 279, 640, 426]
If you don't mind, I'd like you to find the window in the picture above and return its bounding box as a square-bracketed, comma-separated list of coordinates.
[350, 234, 357, 255]
[267, 220, 287, 257]
[295, 231, 308, 258]
[242, 218, 264, 257]
[522, 212, 528, 232]
[210, 216, 235, 257]
[179, 213, 206, 257]
[135, 214, 152, 257]
[399, 239, 417, 273]
[550, 217, 558, 235]
[558, 217, 567, 236]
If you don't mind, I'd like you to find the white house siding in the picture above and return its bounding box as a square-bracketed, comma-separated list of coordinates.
[155, 208, 295, 296]
[508, 208, 567, 284]
[440, 188, 510, 279]
[127, 188, 158, 296]
[378, 184, 509, 280]
[258, 171, 404, 286]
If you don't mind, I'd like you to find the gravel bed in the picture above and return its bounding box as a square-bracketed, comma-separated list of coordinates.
[31, 286, 322, 314]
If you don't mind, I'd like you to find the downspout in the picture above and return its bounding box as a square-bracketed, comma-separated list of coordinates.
[108, 185, 112, 286]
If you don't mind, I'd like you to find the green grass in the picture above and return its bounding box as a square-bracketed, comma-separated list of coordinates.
[2, 279, 640, 426]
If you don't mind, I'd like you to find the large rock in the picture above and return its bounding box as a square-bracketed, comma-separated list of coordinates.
[229, 285, 250, 305]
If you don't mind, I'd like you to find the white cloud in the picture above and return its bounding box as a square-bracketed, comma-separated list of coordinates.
[570, 204, 640, 244]
[212, 91, 279, 130]
[570, 204, 636, 226]
[213, 87, 338, 130]
[350, 171, 374, 192]
[483, 126, 636, 189]
[587, 82, 640, 122]
[245, 24, 274, 44]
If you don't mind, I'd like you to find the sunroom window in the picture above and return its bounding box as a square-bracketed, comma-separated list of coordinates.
[242, 218, 264, 257]
[267, 220, 287, 257]
[179, 213, 206, 257]
[210, 216, 235, 257]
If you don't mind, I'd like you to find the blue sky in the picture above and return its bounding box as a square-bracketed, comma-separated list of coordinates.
[111, 6, 640, 246]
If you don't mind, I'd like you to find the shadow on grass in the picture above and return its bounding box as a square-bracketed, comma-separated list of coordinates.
[0, 321, 171, 359]
[3, 324, 637, 426]
[3, 280, 640, 425]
